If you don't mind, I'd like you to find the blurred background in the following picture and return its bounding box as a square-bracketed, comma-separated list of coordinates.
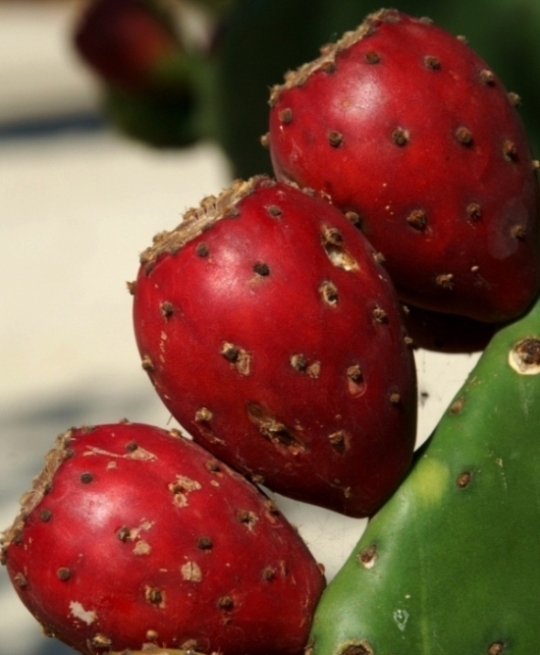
[2, 0, 537, 653]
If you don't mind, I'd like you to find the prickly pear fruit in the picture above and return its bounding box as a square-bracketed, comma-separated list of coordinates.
[1, 422, 325, 655]
[131, 175, 417, 517]
[309, 292, 540, 654]
[74, 0, 181, 93]
[268, 8, 540, 323]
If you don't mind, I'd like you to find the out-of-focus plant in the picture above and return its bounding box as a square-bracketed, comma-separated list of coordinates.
[72, 0, 540, 178]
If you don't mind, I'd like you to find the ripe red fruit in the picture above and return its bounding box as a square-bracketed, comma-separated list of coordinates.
[74, 0, 180, 93]
[268, 9, 540, 324]
[1, 422, 325, 655]
[131, 176, 417, 517]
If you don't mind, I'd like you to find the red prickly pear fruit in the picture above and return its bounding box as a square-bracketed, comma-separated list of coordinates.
[268, 9, 540, 324]
[74, 0, 181, 94]
[0, 422, 325, 655]
[401, 304, 500, 353]
[131, 175, 417, 517]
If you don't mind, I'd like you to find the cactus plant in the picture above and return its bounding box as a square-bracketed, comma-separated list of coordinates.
[308, 290, 540, 654]
[73, 0, 216, 147]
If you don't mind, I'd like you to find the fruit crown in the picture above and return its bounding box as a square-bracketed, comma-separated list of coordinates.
[139, 175, 273, 272]
[269, 8, 422, 105]
[0, 429, 75, 560]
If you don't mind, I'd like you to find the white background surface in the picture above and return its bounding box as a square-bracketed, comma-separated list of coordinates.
[0, 3, 480, 654]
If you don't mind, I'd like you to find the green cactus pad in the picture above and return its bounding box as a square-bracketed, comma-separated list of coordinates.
[103, 85, 199, 148]
[310, 294, 540, 654]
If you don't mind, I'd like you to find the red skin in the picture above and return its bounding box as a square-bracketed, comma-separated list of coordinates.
[74, 0, 179, 92]
[1, 423, 325, 655]
[132, 176, 417, 517]
[268, 9, 540, 323]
